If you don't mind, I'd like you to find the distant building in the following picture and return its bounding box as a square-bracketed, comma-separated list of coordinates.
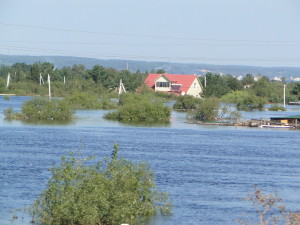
[144, 73, 203, 98]
[270, 115, 300, 127]
[272, 76, 282, 82]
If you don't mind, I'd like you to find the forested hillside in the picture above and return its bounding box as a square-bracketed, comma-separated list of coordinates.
[1, 54, 300, 79]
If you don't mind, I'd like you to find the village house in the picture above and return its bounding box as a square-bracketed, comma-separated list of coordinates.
[144, 73, 203, 98]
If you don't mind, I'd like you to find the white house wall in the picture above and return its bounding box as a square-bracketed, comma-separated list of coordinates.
[155, 76, 171, 92]
[186, 78, 203, 98]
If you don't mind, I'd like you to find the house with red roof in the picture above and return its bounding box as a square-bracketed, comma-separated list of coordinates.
[144, 73, 203, 98]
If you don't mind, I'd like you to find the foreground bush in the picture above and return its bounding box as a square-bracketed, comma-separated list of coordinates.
[5, 97, 74, 121]
[105, 93, 171, 122]
[31, 144, 171, 225]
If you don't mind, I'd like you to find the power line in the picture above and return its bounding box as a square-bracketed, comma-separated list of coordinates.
[1, 22, 300, 44]
[0, 40, 300, 47]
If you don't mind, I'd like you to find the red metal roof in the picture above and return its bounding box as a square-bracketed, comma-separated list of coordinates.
[144, 73, 198, 94]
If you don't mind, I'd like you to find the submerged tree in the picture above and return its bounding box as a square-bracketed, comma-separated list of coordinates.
[238, 186, 300, 225]
[31, 144, 171, 225]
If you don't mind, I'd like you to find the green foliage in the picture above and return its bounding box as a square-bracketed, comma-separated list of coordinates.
[219, 105, 243, 123]
[241, 74, 255, 85]
[64, 92, 116, 110]
[286, 94, 298, 103]
[21, 97, 74, 121]
[29, 62, 55, 82]
[222, 91, 267, 111]
[0, 62, 147, 96]
[138, 85, 177, 101]
[188, 97, 220, 121]
[251, 76, 272, 98]
[4, 107, 24, 120]
[203, 73, 243, 98]
[87, 65, 145, 92]
[268, 105, 286, 111]
[290, 83, 300, 100]
[269, 93, 282, 103]
[4, 107, 13, 119]
[8, 81, 48, 96]
[173, 95, 202, 110]
[105, 93, 171, 122]
[31, 145, 171, 225]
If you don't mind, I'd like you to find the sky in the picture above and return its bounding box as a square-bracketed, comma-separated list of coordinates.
[1, 0, 300, 67]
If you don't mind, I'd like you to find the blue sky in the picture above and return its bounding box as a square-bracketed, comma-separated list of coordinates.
[1, 0, 300, 67]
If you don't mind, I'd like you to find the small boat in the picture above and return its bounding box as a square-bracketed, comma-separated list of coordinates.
[259, 124, 295, 129]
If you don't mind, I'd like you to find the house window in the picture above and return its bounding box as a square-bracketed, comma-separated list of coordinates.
[156, 82, 170, 87]
[194, 83, 197, 88]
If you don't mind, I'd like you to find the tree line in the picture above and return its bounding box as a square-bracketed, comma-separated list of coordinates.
[0, 62, 147, 96]
[201, 72, 300, 103]
[1, 62, 300, 104]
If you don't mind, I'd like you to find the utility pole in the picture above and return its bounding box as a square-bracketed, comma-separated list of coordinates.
[6, 73, 11, 88]
[283, 84, 286, 108]
[39, 73, 44, 85]
[48, 74, 51, 101]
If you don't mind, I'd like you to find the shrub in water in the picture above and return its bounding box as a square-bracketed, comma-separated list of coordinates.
[22, 97, 74, 121]
[64, 92, 116, 110]
[64, 92, 101, 109]
[105, 93, 171, 122]
[268, 105, 286, 111]
[31, 144, 171, 225]
[222, 91, 267, 111]
[189, 97, 220, 121]
[173, 95, 202, 110]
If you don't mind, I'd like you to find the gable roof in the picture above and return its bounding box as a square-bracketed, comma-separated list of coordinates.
[144, 73, 199, 93]
[154, 74, 171, 82]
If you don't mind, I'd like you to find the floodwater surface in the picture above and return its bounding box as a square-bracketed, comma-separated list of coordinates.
[0, 96, 300, 225]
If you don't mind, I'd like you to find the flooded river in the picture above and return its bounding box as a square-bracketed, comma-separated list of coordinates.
[0, 96, 300, 225]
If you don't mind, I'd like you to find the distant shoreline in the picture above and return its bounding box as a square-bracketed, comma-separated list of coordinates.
[0, 94, 16, 96]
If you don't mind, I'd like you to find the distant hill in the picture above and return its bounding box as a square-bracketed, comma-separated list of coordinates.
[1, 54, 300, 80]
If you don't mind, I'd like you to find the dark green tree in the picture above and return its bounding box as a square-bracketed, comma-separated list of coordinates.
[290, 83, 300, 100]
[242, 74, 255, 85]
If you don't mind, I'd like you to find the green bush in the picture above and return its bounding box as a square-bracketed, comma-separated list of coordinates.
[22, 97, 74, 121]
[188, 97, 220, 121]
[222, 91, 267, 111]
[269, 93, 282, 103]
[105, 93, 171, 122]
[31, 144, 171, 225]
[268, 104, 286, 111]
[4, 107, 16, 120]
[64, 92, 116, 110]
[173, 95, 202, 110]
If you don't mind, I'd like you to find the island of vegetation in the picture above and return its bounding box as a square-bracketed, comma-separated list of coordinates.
[105, 93, 171, 123]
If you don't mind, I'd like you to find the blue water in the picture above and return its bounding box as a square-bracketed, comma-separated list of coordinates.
[0, 96, 300, 225]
